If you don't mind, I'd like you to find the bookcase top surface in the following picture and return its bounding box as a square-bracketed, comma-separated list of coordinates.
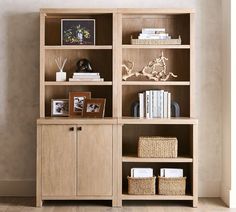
[40, 8, 195, 15]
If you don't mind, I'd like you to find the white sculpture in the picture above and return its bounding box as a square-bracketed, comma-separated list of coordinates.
[122, 52, 177, 81]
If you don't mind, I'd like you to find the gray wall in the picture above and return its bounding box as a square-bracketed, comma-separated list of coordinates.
[0, 0, 222, 196]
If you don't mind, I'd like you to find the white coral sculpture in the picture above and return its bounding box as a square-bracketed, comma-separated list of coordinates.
[122, 51, 177, 81]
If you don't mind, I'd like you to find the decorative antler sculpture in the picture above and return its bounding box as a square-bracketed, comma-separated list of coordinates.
[122, 52, 177, 81]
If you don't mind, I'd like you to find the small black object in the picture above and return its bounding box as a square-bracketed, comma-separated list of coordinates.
[69, 127, 74, 131]
[131, 101, 140, 117]
[77, 127, 82, 131]
[171, 101, 180, 117]
[76, 58, 93, 73]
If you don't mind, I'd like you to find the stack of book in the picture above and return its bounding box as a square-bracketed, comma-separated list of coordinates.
[160, 168, 183, 178]
[138, 28, 171, 40]
[69, 72, 104, 82]
[138, 90, 171, 119]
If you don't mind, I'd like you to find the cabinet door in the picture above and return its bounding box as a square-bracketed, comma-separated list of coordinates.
[42, 125, 76, 196]
[77, 125, 113, 196]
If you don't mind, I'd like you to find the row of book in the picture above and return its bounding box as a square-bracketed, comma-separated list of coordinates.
[69, 72, 104, 82]
[131, 168, 183, 178]
[138, 28, 171, 40]
[138, 90, 171, 118]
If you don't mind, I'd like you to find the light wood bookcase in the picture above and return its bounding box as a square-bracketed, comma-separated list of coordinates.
[37, 8, 198, 208]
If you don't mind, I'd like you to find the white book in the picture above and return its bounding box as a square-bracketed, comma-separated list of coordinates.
[157, 90, 161, 118]
[149, 90, 153, 118]
[69, 78, 104, 82]
[73, 72, 100, 76]
[160, 168, 165, 177]
[152, 90, 158, 118]
[167, 92, 171, 118]
[131, 168, 153, 178]
[160, 90, 164, 118]
[163, 91, 168, 118]
[138, 34, 169, 39]
[139, 93, 144, 118]
[142, 28, 165, 34]
[145, 91, 150, 118]
[73, 75, 100, 79]
[160, 168, 183, 178]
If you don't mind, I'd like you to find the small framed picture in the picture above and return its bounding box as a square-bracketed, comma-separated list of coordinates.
[82, 98, 106, 118]
[51, 99, 69, 117]
[69, 92, 91, 116]
[61, 19, 95, 45]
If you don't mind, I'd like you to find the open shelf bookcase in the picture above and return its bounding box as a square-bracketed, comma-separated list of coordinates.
[37, 8, 198, 207]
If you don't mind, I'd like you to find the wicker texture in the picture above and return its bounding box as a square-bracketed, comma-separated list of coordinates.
[158, 176, 186, 195]
[131, 37, 181, 45]
[127, 176, 156, 195]
[138, 136, 178, 158]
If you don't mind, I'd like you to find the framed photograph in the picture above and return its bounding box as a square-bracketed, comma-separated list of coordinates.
[51, 99, 69, 117]
[69, 92, 91, 116]
[82, 98, 106, 118]
[61, 19, 95, 45]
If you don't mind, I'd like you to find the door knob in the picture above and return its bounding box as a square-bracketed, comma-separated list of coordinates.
[69, 127, 74, 131]
[77, 127, 82, 131]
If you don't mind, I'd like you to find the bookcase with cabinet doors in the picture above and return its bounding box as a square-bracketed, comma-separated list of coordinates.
[37, 8, 198, 208]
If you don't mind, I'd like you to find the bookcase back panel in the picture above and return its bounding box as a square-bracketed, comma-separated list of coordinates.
[122, 49, 190, 81]
[122, 14, 190, 45]
[122, 85, 190, 117]
[45, 14, 113, 45]
[122, 163, 192, 195]
[45, 85, 112, 117]
[122, 124, 192, 157]
[45, 49, 112, 81]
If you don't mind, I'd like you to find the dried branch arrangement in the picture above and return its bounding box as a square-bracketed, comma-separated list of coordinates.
[55, 57, 67, 72]
[122, 52, 177, 81]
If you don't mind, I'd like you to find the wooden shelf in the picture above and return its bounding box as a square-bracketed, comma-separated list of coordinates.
[122, 194, 193, 200]
[44, 81, 112, 86]
[122, 45, 190, 49]
[44, 45, 113, 50]
[121, 81, 190, 86]
[122, 155, 193, 163]
[37, 117, 116, 125]
[119, 117, 198, 125]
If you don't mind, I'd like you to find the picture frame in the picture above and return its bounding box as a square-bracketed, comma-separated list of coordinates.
[51, 99, 69, 117]
[69, 92, 91, 116]
[82, 98, 106, 118]
[61, 19, 95, 45]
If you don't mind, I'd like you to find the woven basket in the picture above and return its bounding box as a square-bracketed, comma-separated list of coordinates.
[127, 176, 156, 195]
[158, 176, 186, 195]
[138, 136, 178, 158]
[131, 36, 181, 45]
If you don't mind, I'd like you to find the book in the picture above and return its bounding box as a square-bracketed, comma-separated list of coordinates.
[160, 168, 183, 178]
[142, 28, 165, 34]
[163, 91, 168, 118]
[131, 168, 153, 178]
[138, 34, 170, 40]
[73, 72, 100, 76]
[139, 93, 144, 118]
[72, 75, 101, 79]
[160, 90, 164, 118]
[149, 90, 153, 118]
[145, 91, 150, 118]
[152, 90, 158, 118]
[167, 92, 171, 118]
[69, 78, 104, 82]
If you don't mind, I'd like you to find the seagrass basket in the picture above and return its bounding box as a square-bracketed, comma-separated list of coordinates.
[138, 136, 178, 158]
[131, 36, 182, 45]
[158, 176, 186, 195]
[127, 176, 156, 195]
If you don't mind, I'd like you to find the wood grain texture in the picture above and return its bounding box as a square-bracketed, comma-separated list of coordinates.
[41, 125, 77, 197]
[77, 125, 113, 196]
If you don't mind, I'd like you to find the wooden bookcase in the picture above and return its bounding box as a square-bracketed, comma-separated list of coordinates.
[37, 8, 198, 208]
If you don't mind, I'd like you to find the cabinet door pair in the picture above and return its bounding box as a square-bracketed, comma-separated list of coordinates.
[41, 125, 113, 197]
